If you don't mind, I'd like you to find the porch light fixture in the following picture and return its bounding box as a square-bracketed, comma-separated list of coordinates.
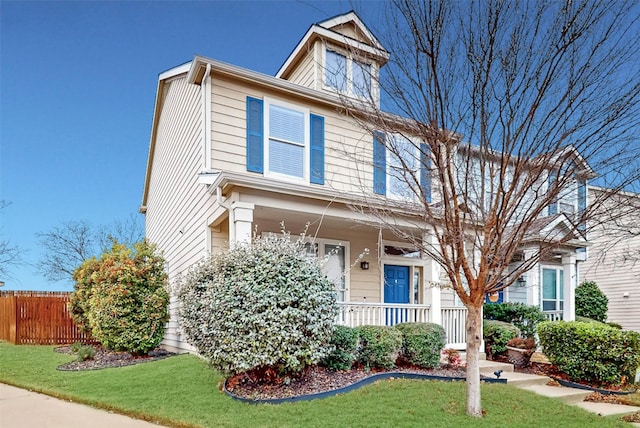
[516, 275, 526, 286]
[360, 261, 370, 270]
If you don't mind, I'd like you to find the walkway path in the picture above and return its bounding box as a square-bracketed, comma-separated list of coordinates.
[0, 383, 165, 428]
[479, 358, 640, 426]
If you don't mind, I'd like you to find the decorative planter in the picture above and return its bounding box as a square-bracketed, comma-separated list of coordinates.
[505, 346, 534, 368]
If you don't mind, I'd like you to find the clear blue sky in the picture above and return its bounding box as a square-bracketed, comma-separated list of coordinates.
[1, 0, 383, 291]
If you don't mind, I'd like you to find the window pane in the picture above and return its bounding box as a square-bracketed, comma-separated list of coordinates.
[543, 300, 556, 311]
[388, 136, 418, 199]
[324, 244, 346, 303]
[559, 270, 564, 299]
[353, 61, 371, 98]
[413, 270, 420, 304]
[542, 269, 557, 299]
[269, 104, 304, 144]
[269, 139, 304, 177]
[326, 50, 347, 91]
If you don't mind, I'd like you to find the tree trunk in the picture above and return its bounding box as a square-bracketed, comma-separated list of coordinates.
[465, 304, 483, 417]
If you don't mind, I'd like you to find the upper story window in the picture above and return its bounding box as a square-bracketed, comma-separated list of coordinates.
[246, 96, 325, 185]
[387, 135, 420, 200]
[373, 132, 431, 202]
[325, 48, 372, 99]
[265, 101, 308, 181]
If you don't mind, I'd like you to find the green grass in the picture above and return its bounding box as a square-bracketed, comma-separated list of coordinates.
[0, 342, 629, 428]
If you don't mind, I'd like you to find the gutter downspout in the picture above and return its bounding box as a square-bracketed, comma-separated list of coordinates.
[203, 64, 212, 171]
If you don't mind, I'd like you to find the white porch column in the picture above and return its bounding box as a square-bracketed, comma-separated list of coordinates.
[523, 248, 539, 307]
[562, 254, 577, 321]
[422, 233, 442, 325]
[230, 201, 254, 245]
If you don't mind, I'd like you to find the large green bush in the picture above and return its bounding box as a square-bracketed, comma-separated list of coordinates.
[355, 325, 403, 369]
[575, 281, 608, 322]
[538, 321, 640, 386]
[176, 233, 338, 376]
[395, 322, 446, 369]
[321, 325, 359, 371]
[70, 241, 169, 354]
[483, 320, 520, 356]
[483, 302, 546, 338]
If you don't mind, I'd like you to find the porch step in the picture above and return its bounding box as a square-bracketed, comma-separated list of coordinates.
[481, 370, 550, 387]
[519, 384, 592, 403]
[478, 359, 514, 374]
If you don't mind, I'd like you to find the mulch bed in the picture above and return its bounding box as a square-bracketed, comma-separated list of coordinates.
[225, 363, 469, 401]
[55, 345, 174, 371]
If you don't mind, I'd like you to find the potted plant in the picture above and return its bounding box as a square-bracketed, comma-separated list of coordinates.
[505, 337, 536, 368]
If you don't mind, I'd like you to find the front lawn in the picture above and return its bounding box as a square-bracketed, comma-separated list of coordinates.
[0, 342, 629, 427]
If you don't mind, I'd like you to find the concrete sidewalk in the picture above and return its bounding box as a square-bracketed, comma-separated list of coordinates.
[0, 383, 165, 428]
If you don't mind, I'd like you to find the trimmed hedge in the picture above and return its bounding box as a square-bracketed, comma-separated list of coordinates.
[395, 323, 446, 369]
[321, 325, 358, 371]
[483, 320, 520, 355]
[483, 302, 546, 338]
[576, 281, 608, 322]
[355, 325, 402, 369]
[538, 321, 640, 386]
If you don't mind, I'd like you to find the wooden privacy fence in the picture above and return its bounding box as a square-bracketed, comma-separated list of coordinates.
[0, 291, 95, 345]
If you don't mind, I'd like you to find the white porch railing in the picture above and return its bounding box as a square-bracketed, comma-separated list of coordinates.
[336, 303, 468, 349]
[441, 307, 467, 349]
[544, 311, 564, 321]
[336, 302, 431, 327]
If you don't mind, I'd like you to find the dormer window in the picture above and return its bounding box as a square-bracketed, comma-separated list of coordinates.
[324, 48, 372, 99]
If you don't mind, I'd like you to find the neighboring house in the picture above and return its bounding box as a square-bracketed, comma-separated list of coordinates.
[580, 187, 640, 332]
[140, 11, 590, 353]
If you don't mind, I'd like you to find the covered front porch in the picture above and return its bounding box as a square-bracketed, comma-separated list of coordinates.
[207, 181, 470, 349]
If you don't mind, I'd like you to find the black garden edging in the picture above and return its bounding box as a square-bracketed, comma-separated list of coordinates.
[224, 372, 508, 404]
[551, 377, 637, 396]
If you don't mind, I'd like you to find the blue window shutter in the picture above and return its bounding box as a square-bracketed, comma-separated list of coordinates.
[246, 97, 264, 173]
[420, 143, 431, 203]
[373, 131, 386, 195]
[310, 114, 325, 185]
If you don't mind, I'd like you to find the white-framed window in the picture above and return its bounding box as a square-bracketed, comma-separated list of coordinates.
[305, 238, 350, 303]
[387, 134, 420, 200]
[324, 47, 372, 99]
[264, 98, 310, 183]
[542, 267, 564, 312]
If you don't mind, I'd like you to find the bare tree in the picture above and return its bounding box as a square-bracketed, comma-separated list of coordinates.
[36, 215, 144, 283]
[340, 0, 640, 416]
[0, 200, 23, 279]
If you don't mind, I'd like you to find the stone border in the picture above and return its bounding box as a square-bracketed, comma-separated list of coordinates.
[551, 376, 638, 396]
[224, 372, 508, 404]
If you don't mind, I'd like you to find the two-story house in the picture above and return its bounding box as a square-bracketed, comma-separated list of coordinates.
[140, 11, 590, 353]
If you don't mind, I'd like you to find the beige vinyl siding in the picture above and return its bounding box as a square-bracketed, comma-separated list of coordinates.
[209, 75, 375, 195]
[581, 212, 640, 332]
[285, 46, 317, 90]
[330, 23, 369, 44]
[145, 75, 214, 352]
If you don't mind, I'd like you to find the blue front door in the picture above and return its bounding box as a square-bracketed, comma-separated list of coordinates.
[384, 265, 410, 325]
[384, 265, 410, 303]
